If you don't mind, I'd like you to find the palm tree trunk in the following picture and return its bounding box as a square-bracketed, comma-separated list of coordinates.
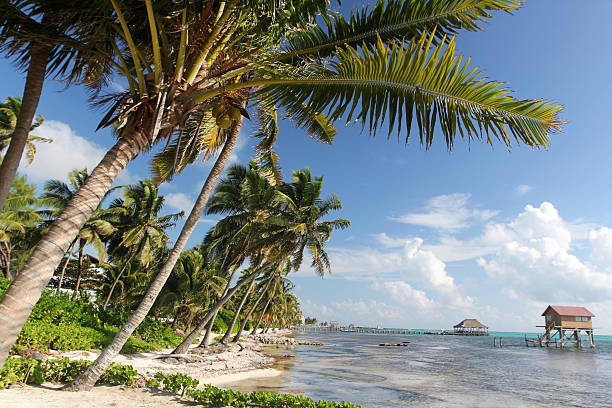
[0, 241, 10, 280]
[102, 251, 135, 311]
[0, 135, 142, 368]
[73, 246, 84, 297]
[170, 310, 180, 331]
[64, 118, 243, 391]
[199, 267, 237, 348]
[172, 270, 258, 355]
[221, 278, 255, 344]
[233, 279, 272, 342]
[0, 42, 50, 213]
[251, 293, 273, 336]
[56, 239, 76, 294]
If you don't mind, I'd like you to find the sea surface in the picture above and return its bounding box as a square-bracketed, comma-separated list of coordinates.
[222, 331, 612, 408]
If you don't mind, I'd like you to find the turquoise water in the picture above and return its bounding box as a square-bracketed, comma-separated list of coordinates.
[223, 332, 612, 407]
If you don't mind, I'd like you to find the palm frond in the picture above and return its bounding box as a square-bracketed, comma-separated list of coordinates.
[280, 0, 521, 62]
[258, 32, 563, 148]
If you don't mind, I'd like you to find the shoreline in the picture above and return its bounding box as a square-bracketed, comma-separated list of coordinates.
[1, 329, 296, 407]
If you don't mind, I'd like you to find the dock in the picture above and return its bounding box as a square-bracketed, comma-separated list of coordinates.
[293, 326, 488, 336]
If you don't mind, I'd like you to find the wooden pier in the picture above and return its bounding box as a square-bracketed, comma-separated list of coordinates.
[292, 326, 488, 336]
[525, 327, 595, 349]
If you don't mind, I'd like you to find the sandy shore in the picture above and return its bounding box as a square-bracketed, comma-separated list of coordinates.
[0, 329, 295, 407]
[49, 329, 292, 385]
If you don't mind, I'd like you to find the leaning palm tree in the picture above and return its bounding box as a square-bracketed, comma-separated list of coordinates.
[0, 1, 120, 212]
[2, 0, 564, 372]
[157, 249, 225, 332]
[172, 165, 350, 354]
[102, 180, 182, 309]
[0, 96, 51, 164]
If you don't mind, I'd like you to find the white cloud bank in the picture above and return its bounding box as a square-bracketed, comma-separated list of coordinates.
[300, 196, 612, 331]
[478, 202, 612, 304]
[19, 120, 133, 184]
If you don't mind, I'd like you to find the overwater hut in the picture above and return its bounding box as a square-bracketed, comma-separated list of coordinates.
[453, 319, 488, 336]
[539, 305, 595, 347]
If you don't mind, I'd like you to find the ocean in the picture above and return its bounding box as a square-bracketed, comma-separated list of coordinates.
[222, 331, 612, 407]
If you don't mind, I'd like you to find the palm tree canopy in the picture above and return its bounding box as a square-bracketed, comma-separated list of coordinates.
[58, 0, 561, 186]
[0, 96, 50, 164]
[108, 180, 183, 267]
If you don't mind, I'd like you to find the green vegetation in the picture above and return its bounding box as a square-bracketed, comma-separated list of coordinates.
[0, 280, 182, 354]
[1, 359, 361, 407]
[0, 357, 137, 389]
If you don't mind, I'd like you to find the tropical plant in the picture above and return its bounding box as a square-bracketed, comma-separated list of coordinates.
[0, 96, 51, 165]
[40, 169, 116, 295]
[173, 164, 349, 354]
[0, 1, 120, 213]
[2, 0, 564, 373]
[0, 173, 42, 279]
[102, 180, 182, 309]
[157, 247, 225, 332]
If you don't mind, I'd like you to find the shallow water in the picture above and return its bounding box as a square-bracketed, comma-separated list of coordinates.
[223, 332, 612, 407]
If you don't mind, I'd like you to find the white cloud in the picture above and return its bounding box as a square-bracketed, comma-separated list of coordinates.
[299, 237, 472, 309]
[390, 193, 498, 231]
[477, 202, 612, 303]
[373, 281, 436, 311]
[515, 184, 534, 195]
[590, 227, 612, 271]
[19, 120, 109, 183]
[165, 192, 194, 214]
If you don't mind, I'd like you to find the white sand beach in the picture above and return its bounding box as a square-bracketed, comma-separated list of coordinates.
[0, 330, 293, 407]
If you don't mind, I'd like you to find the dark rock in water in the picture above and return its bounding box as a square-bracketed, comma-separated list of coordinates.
[298, 341, 324, 346]
[379, 343, 408, 347]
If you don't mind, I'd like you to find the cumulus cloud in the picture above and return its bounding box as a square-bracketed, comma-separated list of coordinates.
[19, 120, 110, 183]
[477, 202, 612, 303]
[299, 237, 472, 309]
[373, 280, 436, 311]
[390, 193, 498, 231]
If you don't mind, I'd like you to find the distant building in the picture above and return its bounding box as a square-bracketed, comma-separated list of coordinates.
[539, 305, 595, 348]
[329, 320, 339, 328]
[297, 312, 305, 325]
[453, 318, 488, 336]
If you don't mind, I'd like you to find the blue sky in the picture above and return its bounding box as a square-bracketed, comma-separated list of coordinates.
[2, 0, 612, 332]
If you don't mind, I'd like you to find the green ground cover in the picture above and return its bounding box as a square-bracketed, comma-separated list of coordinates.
[0, 358, 361, 407]
[0, 277, 182, 354]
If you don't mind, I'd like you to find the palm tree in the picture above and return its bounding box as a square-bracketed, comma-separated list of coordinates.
[218, 274, 256, 344]
[4, 0, 564, 372]
[40, 169, 116, 294]
[0, 96, 51, 165]
[0, 173, 42, 279]
[232, 271, 277, 342]
[172, 164, 349, 354]
[102, 180, 183, 309]
[0, 1, 120, 212]
[193, 162, 287, 346]
[157, 248, 225, 332]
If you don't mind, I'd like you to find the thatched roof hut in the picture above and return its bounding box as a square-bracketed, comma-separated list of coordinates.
[453, 318, 488, 335]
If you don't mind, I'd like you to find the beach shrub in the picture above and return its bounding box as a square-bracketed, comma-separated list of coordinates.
[9, 290, 182, 354]
[0, 357, 137, 389]
[0, 276, 10, 297]
[1, 360, 364, 408]
[99, 363, 139, 386]
[154, 372, 199, 396]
